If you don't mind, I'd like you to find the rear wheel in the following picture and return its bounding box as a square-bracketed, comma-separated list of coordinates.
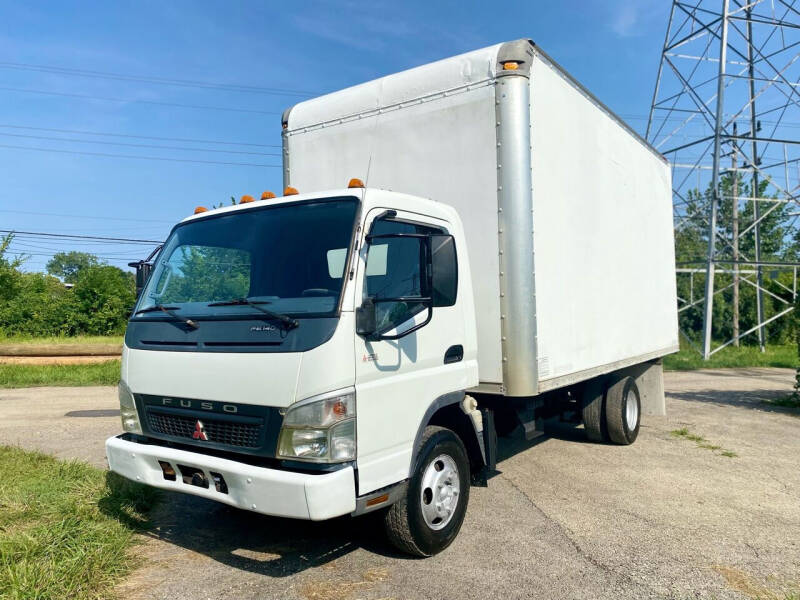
[581, 378, 608, 442]
[605, 376, 641, 445]
[384, 426, 470, 557]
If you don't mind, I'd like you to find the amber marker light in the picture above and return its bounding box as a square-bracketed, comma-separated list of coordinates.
[261, 191, 276, 200]
[348, 178, 365, 188]
[284, 186, 299, 196]
[366, 493, 390, 507]
[503, 61, 519, 70]
[194, 206, 208, 214]
[332, 399, 348, 417]
[240, 195, 255, 204]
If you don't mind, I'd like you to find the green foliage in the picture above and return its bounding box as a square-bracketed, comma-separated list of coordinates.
[0, 234, 24, 302]
[0, 239, 136, 337]
[664, 343, 795, 370]
[71, 266, 136, 335]
[676, 173, 797, 346]
[0, 445, 158, 599]
[46, 251, 100, 284]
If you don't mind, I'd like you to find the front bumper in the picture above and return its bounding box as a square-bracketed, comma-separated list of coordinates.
[105, 435, 356, 520]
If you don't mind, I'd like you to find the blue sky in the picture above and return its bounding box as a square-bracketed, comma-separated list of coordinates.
[0, 0, 668, 272]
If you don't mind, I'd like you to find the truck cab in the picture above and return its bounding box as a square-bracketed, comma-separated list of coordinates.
[107, 184, 482, 556]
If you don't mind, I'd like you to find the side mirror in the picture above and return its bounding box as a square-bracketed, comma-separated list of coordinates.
[356, 297, 377, 338]
[430, 234, 457, 306]
[128, 260, 153, 298]
[129, 245, 162, 299]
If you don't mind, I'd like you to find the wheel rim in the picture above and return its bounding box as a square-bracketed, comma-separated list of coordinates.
[625, 389, 639, 431]
[420, 454, 460, 530]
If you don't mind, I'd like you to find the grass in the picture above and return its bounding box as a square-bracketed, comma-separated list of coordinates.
[663, 344, 796, 371]
[0, 360, 120, 388]
[765, 395, 800, 410]
[671, 427, 738, 458]
[0, 445, 158, 600]
[0, 335, 123, 346]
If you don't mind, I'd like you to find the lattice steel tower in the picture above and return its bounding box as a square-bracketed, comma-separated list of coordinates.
[647, 0, 800, 359]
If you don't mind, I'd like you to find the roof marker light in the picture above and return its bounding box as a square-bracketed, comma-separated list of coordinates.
[284, 186, 299, 196]
[261, 190, 276, 200]
[194, 206, 208, 214]
[503, 61, 519, 71]
[240, 195, 255, 204]
[348, 178, 365, 188]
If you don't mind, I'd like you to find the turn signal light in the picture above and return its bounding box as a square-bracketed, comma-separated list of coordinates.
[284, 186, 299, 196]
[194, 206, 208, 214]
[240, 195, 255, 204]
[503, 61, 519, 70]
[261, 190, 276, 200]
[348, 178, 365, 188]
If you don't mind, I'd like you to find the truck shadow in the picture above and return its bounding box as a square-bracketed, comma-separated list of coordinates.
[106, 428, 575, 577]
[666, 388, 798, 414]
[110, 484, 410, 577]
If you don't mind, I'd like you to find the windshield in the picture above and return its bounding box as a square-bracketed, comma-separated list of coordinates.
[135, 197, 359, 319]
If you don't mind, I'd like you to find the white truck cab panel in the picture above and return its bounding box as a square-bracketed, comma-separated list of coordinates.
[351, 198, 478, 494]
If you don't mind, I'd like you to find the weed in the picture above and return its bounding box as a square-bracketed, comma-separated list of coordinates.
[670, 428, 737, 458]
[0, 446, 158, 599]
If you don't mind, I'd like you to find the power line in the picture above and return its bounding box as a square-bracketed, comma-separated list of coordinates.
[0, 85, 279, 115]
[0, 230, 163, 244]
[0, 131, 280, 156]
[0, 61, 314, 97]
[0, 209, 174, 224]
[9, 242, 142, 258]
[11, 250, 139, 261]
[0, 123, 280, 148]
[0, 143, 280, 167]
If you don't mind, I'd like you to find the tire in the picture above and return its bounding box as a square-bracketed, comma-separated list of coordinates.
[581, 377, 608, 442]
[604, 376, 641, 445]
[384, 426, 470, 557]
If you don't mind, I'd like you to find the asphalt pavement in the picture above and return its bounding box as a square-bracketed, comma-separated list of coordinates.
[0, 368, 798, 599]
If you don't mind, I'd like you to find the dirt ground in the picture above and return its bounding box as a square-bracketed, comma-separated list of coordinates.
[0, 368, 798, 600]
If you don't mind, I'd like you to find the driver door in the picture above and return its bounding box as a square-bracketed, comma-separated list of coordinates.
[354, 209, 468, 495]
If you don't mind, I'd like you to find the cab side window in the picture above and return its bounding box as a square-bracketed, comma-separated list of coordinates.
[364, 219, 443, 333]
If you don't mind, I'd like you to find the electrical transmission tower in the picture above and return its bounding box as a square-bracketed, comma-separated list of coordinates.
[647, 0, 800, 359]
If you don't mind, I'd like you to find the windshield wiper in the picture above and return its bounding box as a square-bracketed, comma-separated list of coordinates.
[207, 298, 299, 330]
[134, 304, 199, 329]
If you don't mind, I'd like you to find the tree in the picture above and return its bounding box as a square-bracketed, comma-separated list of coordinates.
[70, 265, 136, 335]
[675, 173, 796, 345]
[46, 251, 100, 283]
[0, 234, 24, 302]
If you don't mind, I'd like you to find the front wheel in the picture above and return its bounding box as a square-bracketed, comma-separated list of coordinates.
[384, 426, 470, 556]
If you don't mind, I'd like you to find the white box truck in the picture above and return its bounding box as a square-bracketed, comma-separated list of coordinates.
[107, 39, 678, 556]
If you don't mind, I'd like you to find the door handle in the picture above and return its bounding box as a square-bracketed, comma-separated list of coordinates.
[444, 345, 463, 364]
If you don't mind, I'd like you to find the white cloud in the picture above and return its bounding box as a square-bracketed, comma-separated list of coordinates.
[611, 4, 640, 37]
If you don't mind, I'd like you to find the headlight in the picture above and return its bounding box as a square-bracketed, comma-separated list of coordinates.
[118, 380, 142, 434]
[277, 390, 356, 462]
